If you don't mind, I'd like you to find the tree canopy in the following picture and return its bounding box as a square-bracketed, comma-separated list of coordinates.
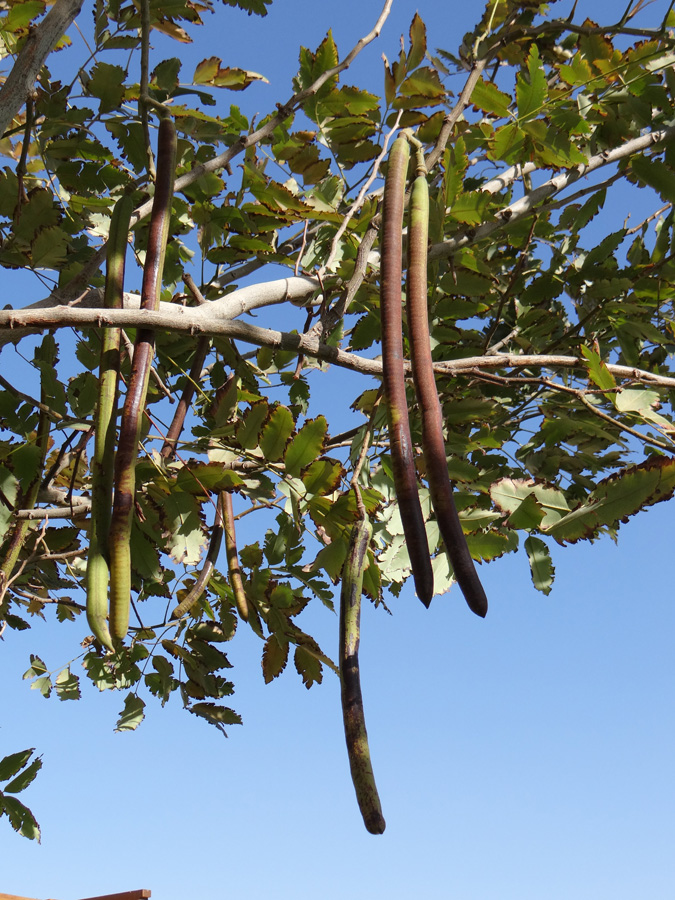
[2, 0, 675, 840]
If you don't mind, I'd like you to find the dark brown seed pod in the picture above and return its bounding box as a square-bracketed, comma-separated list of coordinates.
[406, 162, 488, 618]
[380, 134, 434, 607]
[109, 116, 177, 642]
[340, 516, 386, 835]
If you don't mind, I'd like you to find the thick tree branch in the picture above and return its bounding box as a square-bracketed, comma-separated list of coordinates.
[0, 275, 320, 348]
[0, 0, 84, 138]
[2, 302, 675, 390]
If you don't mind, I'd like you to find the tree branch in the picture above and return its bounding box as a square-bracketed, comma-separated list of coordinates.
[2, 303, 675, 390]
[0, 0, 85, 138]
[429, 124, 675, 261]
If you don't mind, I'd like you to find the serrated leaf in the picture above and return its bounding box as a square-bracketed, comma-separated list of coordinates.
[489, 122, 527, 165]
[236, 400, 269, 450]
[581, 345, 616, 392]
[193, 57, 267, 90]
[524, 536, 554, 595]
[631, 155, 675, 204]
[259, 404, 295, 462]
[175, 462, 244, 495]
[301, 456, 345, 496]
[490, 479, 570, 528]
[507, 492, 545, 530]
[471, 79, 512, 118]
[407, 12, 427, 70]
[55, 667, 80, 701]
[115, 693, 146, 731]
[544, 457, 675, 544]
[614, 388, 660, 414]
[517, 44, 547, 122]
[86, 62, 126, 112]
[284, 416, 327, 476]
[4, 757, 42, 795]
[448, 190, 491, 225]
[156, 489, 206, 565]
[262, 634, 289, 683]
[294, 645, 323, 689]
[0, 750, 34, 783]
[22, 655, 47, 680]
[188, 702, 242, 735]
[465, 530, 511, 562]
[0, 795, 40, 841]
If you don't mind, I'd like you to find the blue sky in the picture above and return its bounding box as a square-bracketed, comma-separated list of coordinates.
[1, 2, 674, 899]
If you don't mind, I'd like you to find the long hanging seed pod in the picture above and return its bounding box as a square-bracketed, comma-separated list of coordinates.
[339, 515, 386, 835]
[221, 490, 249, 621]
[406, 150, 488, 618]
[85, 194, 133, 650]
[109, 116, 177, 643]
[380, 134, 434, 607]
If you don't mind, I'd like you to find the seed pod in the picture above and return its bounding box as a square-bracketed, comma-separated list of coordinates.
[109, 116, 177, 643]
[406, 163, 487, 617]
[340, 516, 386, 835]
[380, 134, 434, 607]
[85, 194, 133, 650]
[221, 490, 249, 621]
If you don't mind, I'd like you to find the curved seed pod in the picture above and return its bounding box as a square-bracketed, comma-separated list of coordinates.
[109, 116, 177, 643]
[381, 134, 434, 607]
[0, 393, 50, 604]
[171, 510, 223, 620]
[339, 516, 385, 835]
[221, 490, 249, 621]
[406, 165, 488, 618]
[85, 194, 133, 650]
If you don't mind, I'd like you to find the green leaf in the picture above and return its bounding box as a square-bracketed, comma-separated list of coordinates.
[4, 758, 42, 795]
[407, 12, 427, 70]
[489, 122, 527, 164]
[151, 487, 206, 565]
[175, 462, 244, 495]
[0, 794, 41, 841]
[221, 0, 271, 14]
[301, 457, 345, 496]
[55, 667, 81, 701]
[544, 457, 675, 544]
[448, 190, 491, 225]
[517, 44, 547, 122]
[188, 702, 242, 735]
[0, 750, 34, 783]
[193, 58, 267, 90]
[581, 345, 617, 392]
[471, 79, 512, 119]
[262, 634, 289, 683]
[259, 404, 295, 462]
[523, 536, 554, 595]
[86, 63, 126, 113]
[294, 646, 323, 689]
[284, 416, 328, 476]
[490, 479, 570, 528]
[236, 400, 269, 450]
[115, 693, 146, 732]
[631, 155, 675, 204]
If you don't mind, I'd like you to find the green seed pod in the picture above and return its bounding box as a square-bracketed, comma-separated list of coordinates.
[85, 193, 133, 650]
